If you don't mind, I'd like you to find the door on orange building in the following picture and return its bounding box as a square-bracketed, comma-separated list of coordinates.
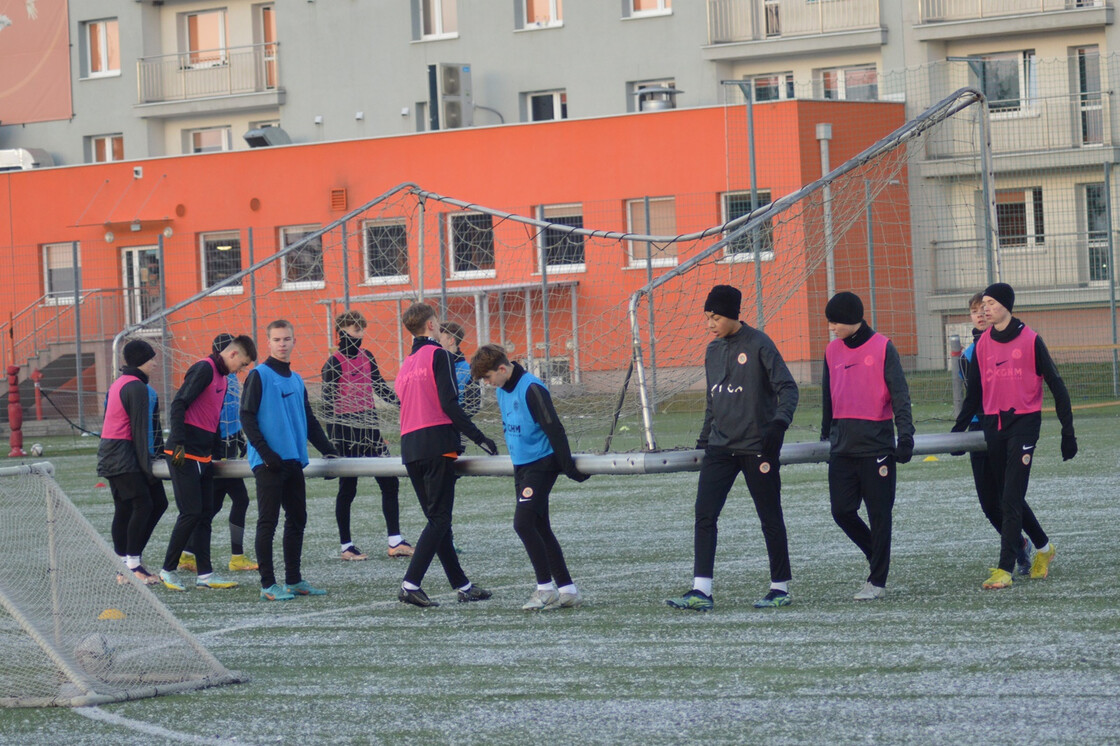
[122, 247, 163, 329]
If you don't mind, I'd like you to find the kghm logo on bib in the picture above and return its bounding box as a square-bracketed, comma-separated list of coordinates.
[878, 465, 889, 477]
[737, 352, 748, 364]
[1022, 453, 1031, 465]
[759, 461, 771, 474]
[521, 486, 534, 498]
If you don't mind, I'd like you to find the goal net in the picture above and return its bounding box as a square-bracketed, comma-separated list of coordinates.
[0, 462, 246, 708]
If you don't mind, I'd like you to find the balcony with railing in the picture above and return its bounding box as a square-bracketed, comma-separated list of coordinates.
[135, 42, 282, 116]
[706, 0, 882, 54]
[916, 0, 1111, 40]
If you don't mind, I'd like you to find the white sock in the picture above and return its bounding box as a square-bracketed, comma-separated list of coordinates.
[537, 582, 557, 592]
[340, 542, 354, 552]
[197, 572, 212, 582]
[117, 555, 127, 565]
[770, 581, 789, 593]
[125, 555, 140, 570]
[693, 577, 713, 596]
[558, 583, 578, 595]
[401, 580, 420, 591]
[1037, 542, 1051, 554]
[457, 582, 473, 592]
[388, 535, 403, 547]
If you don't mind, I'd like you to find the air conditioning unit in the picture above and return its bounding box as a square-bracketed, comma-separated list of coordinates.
[428, 63, 473, 130]
[0, 148, 54, 172]
[243, 127, 292, 148]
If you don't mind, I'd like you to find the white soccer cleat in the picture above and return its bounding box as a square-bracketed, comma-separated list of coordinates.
[521, 588, 559, 611]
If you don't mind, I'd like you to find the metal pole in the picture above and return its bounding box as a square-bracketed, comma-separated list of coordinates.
[439, 220, 448, 321]
[644, 196, 657, 412]
[158, 235, 171, 412]
[71, 241, 84, 431]
[539, 212, 552, 384]
[341, 221, 351, 312]
[1106, 161, 1118, 396]
[817, 124, 836, 300]
[978, 96, 1000, 283]
[248, 228, 258, 339]
[732, 80, 766, 330]
[417, 196, 426, 302]
[865, 179, 878, 329]
[949, 334, 963, 418]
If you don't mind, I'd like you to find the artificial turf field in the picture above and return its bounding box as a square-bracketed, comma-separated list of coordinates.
[1, 409, 1118, 745]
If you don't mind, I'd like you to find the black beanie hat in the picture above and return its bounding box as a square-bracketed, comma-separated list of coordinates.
[982, 282, 1015, 313]
[123, 340, 156, 368]
[704, 285, 741, 320]
[212, 332, 235, 354]
[825, 292, 864, 325]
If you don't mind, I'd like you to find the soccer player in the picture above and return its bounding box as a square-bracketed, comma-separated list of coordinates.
[821, 291, 914, 601]
[958, 294, 1032, 576]
[395, 303, 497, 608]
[666, 285, 800, 612]
[321, 310, 411, 561]
[470, 344, 589, 610]
[179, 334, 259, 575]
[98, 339, 168, 585]
[242, 319, 339, 602]
[159, 334, 256, 592]
[952, 283, 1075, 590]
[439, 321, 481, 416]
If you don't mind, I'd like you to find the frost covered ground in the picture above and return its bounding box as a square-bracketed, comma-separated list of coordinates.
[2, 412, 1118, 745]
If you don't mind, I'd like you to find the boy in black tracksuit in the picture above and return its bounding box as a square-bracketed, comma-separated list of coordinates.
[666, 285, 799, 612]
[97, 339, 167, 585]
[471, 344, 589, 611]
[395, 303, 497, 608]
[821, 292, 914, 601]
[321, 310, 409, 561]
[952, 283, 1075, 590]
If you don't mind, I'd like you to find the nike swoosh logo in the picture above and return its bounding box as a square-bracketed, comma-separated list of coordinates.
[844, 363, 858, 369]
[1022, 445, 1034, 451]
[877, 456, 888, 463]
[281, 391, 294, 398]
[995, 360, 1007, 367]
[518, 497, 531, 503]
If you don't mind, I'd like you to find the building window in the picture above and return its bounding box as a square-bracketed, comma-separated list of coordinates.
[626, 0, 671, 17]
[185, 8, 228, 67]
[818, 65, 878, 101]
[186, 126, 232, 154]
[972, 51, 1037, 114]
[200, 231, 243, 293]
[1075, 46, 1103, 146]
[527, 90, 568, 121]
[90, 135, 124, 163]
[626, 197, 677, 267]
[751, 73, 795, 102]
[42, 243, 80, 304]
[995, 188, 1044, 248]
[521, 0, 562, 28]
[363, 220, 410, 283]
[540, 204, 585, 270]
[279, 225, 324, 290]
[449, 213, 496, 277]
[84, 19, 120, 77]
[420, 0, 458, 38]
[722, 191, 774, 260]
[1085, 183, 1110, 283]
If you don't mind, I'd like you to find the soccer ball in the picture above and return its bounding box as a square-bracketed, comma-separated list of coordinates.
[73, 633, 115, 677]
[29, 443, 43, 457]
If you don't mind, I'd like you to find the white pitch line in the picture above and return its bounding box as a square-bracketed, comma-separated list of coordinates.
[75, 706, 246, 745]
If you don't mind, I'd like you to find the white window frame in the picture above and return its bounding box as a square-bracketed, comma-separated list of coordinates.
[448, 212, 497, 280]
[817, 65, 878, 101]
[184, 8, 228, 68]
[974, 50, 1038, 118]
[90, 134, 124, 163]
[521, 0, 563, 29]
[538, 204, 586, 274]
[362, 219, 411, 286]
[995, 187, 1044, 251]
[750, 73, 795, 102]
[1083, 182, 1110, 285]
[626, 197, 678, 268]
[279, 225, 325, 291]
[200, 231, 244, 295]
[186, 126, 232, 154]
[626, 0, 672, 19]
[419, 0, 459, 40]
[41, 243, 80, 306]
[84, 18, 120, 78]
[527, 90, 568, 122]
[720, 191, 775, 264]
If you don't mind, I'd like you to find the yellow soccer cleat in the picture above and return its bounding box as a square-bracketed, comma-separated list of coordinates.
[387, 541, 414, 558]
[1030, 544, 1056, 579]
[228, 554, 259, 572]
[982, 568, 1013, 590]
[177, 551, 197, 573]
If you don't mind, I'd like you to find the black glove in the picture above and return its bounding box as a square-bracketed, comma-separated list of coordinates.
[235, 431, 247, 458]
[323, 451, 339, 480]
[949, 422, 967, 456]
[1061, 430, 1078, 461]
[565, 466, 590, 483]
[170, 444, 186, 468]
[761, 420, 788, 460]
[264, 451, 283, 472]
[895, 435, 914, 465]
[477, 437, 498, 456]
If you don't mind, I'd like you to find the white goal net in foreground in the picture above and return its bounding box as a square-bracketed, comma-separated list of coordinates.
[0, 463, 245, 708]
